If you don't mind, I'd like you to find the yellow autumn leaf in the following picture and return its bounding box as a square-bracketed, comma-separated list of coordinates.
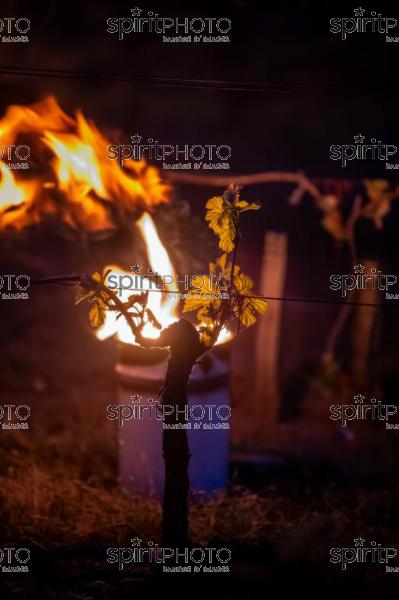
[218, 218, 236, 252]
[234, 200, 249, 209]
[205, 186, 261, 252]
[251, 297, 268, 314]
[230, 270, 267, 328]
[183, 254, 234, 315]
[210, 252, 227, 273]
[91, 271, 102, 282]
[205, 196, 226, 234]
[76, 270, 109, 306]
[234, 295, 268, 328]
[233, 271, 254, 295]
[183, 292, 209, 313]
[88, 299, 107, 328]
[234, 200, 260, 211]
[206, 202, 236, 252]
[183, 274, 218, 313]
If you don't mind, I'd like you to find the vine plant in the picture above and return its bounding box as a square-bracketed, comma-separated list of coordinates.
[75, 183, 267, 547]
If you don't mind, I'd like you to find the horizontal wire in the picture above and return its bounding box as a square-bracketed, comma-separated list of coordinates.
[0, 64, 388, 96]
[30, 276, 395, 308]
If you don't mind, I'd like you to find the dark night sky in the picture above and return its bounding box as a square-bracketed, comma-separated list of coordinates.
[0, 0, 397, 176]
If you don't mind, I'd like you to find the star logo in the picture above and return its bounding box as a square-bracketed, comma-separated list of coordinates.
[131, 264, 142, 274]
[354, 393, 365, 404]
[131, 393, 142, 404]
[131, 7, 142, 17]
[131, 537, 142, 546]
[354, 537, 365, 547]
[354, 264, 365, 274]
[353, 134, 365, 144]
[130, 134, 142, 144]
[353, 8, 365, 17]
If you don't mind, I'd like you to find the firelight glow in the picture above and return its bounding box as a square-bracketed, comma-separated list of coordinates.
[97, 213, 232, 346]
[97, 213, 179, 344]
[0, 164, 27, 208]
[0, 96, 169, 231]
[0, 96, 231, 347]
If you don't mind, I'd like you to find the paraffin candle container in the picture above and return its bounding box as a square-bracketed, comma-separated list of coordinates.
[116, 341, 231, 497]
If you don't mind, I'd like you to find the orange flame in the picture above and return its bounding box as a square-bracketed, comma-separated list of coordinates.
[97, 212, 179, 344]
[0, 96, 169, 232]
[97, 213, 231, 346]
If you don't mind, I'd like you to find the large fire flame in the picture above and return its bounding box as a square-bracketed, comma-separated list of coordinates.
[0, 96, 168, 232]
[0, 96, 229, 346]
[0, 96, 179, 343]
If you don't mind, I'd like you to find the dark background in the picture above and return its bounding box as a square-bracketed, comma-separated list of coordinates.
[0, 0, 398, 178]
[1, 2, 399, 599]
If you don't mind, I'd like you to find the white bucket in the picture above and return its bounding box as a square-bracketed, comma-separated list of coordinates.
[116, 343, 230, 498]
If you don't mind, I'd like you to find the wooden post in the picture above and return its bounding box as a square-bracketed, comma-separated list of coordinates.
[351, 259, 380, 390]
[255, 231, 288, 433]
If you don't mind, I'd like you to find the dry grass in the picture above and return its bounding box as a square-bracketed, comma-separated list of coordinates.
[0, 402, 300, 550]
[0, 378, 398, 555]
